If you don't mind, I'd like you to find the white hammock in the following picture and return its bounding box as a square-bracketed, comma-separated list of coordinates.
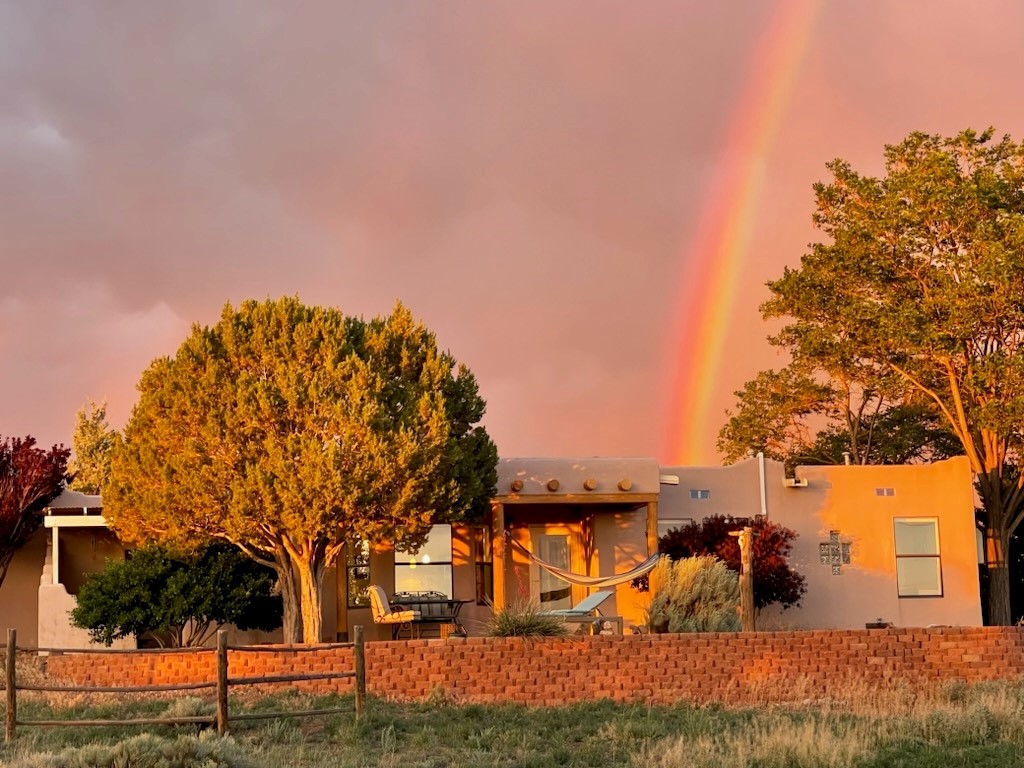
[510, 538, 662, 587]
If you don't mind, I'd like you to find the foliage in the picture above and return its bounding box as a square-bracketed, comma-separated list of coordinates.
[482, 600, 571, 637]
[646, 555, 740, 633]
[105, 298, 498, 643]
[659, 515, 806, 610]
[0, 435, 69, 589]
[71, 544, 282, 647]
[726, 128, 1024, 624]
[718, 366, 962, 469]
[67, 400, 116, 495]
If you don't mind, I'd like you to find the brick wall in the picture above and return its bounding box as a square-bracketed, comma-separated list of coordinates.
[42, 627, 1024, 706]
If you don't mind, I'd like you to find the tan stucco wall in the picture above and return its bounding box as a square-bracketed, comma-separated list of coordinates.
[591, 508, 651, 628]
[658, 457, 981, 630]
[0, 529, 46, 645]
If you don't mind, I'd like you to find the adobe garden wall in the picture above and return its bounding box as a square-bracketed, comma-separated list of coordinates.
[42, 627, 1024, 706]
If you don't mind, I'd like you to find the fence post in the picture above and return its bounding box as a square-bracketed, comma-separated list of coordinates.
[5, 628, 15, 743]
[216, 630, 228, 735]
[354, 625, 365, 720]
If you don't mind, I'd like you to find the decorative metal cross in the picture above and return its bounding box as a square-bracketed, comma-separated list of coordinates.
[818, 530, 851, 575]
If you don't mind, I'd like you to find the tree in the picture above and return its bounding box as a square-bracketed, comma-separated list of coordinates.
[718, 365, 962, 468]
[659, 516, 806, 610]
[68, 400, 117, 495]
[71, 544, 282, 647]
[104, 298, 498, 643]
[755, 128, 1024, 624]
[0, 436, 69, 589]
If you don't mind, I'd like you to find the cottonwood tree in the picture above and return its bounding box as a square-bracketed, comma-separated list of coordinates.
[68, 400, 117, 495]
[105, 298, 497, 643]
[751, 128, 1024, 624]
[718, 365, 961, 468]
[0, 436, 70, 588]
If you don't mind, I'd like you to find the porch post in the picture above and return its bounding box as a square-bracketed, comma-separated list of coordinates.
[51, 526, 59, 585]
[645, 500, 658, 556]
[491, 502, 506, 610]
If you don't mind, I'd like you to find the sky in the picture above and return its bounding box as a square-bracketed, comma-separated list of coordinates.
[2, 1, 1024, 465]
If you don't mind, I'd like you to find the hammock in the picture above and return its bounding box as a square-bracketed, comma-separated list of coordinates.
[509, 537, 662, 587]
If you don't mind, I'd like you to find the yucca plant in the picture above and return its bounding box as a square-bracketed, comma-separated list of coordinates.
[647, 555, 740, 633]
[483, 599, 571, 637]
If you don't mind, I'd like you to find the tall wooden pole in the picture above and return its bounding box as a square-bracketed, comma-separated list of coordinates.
[216, 630, 229, 735]
[738, 527, 755, 632]
[353, 625, 365, 720]
[5, 629, 15, 743]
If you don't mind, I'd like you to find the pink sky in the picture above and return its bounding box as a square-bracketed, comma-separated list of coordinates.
[2, 1, 1023, 464]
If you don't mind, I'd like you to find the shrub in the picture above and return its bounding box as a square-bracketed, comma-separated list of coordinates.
[483, 600, 571, 637]
[12, 732, 252, 768]
[646, 555, 740, 633]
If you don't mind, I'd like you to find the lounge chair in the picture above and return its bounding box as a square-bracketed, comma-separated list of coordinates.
[540, 589, 614, 617]
[368, 585, 420, 639]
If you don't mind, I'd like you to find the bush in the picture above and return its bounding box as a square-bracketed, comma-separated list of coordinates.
[483, 600, 571, 637]
[646, 556, 740, 633]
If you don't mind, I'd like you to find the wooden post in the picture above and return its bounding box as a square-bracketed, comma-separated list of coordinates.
[491, 502, 506, 610]
[5, 629, 15, 743]
[738, 527, 755, 632]
[353, 625, 365, 720]
[216, 630, 228, 735]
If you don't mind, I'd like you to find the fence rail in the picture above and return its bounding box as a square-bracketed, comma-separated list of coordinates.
[2, 626, 366, 742]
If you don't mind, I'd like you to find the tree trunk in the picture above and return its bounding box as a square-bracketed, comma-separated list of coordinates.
[986, 529, 1011, 626]
[296, 560, 326, 645]
[276, 560, 302, 643]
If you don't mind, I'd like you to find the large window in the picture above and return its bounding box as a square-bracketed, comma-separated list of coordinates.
[346, 539, 371, 608]
[894, 518, 942, 597]
[395, 524, 453, 598]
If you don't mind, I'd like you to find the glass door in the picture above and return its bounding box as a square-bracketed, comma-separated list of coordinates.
[528, 527, 576, 610]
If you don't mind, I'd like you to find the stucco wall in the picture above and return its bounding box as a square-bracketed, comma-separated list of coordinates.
[0, 530, 46, 645]
[658, 457, 981, 631]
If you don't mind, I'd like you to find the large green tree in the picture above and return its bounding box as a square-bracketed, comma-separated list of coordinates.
[68, 400, 116, 495]
[105, 298, 498, 643]
[749, 128, 1024, 624]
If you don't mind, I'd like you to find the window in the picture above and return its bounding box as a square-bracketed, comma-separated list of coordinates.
[395, 524, 453, 598]
[346, 539, 371, 608]
[473, 526, 493, 605]
[876, 488, 896, 497]
[894, 518, 942, 597]
[689, 489, 710, 500]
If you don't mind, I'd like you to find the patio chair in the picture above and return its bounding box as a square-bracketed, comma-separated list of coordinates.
[368, 585, 421, 639]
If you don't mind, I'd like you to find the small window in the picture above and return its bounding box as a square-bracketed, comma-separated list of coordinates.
[894, 518, 942, 597]
[876, 488, 895, 497]
[395, 524, 454, 598]
[346, 540, 371, 608]
[689, 489, 710, 500]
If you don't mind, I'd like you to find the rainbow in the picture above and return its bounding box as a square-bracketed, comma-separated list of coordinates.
[664, 0, 821, 465]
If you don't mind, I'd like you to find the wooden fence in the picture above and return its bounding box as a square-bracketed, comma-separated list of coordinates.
[3, 627, 366, 742]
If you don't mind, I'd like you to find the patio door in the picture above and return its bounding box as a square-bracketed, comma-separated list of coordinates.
[528, 526, 580, 610]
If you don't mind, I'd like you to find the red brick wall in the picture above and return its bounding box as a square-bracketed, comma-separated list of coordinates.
[43, 627, 1024, 706]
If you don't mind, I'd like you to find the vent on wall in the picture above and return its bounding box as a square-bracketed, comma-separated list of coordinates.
[783, 478, 808, 488]
[689, 489, 710, 500]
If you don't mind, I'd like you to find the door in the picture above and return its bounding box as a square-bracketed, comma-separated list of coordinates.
[528, 526, 580, 610]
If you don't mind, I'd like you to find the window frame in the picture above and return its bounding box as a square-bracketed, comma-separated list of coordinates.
[893, 517, 943, 598]
[394, 524, 454, 598]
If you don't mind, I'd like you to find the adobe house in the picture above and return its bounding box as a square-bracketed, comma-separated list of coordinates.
[0, 455, 982, 646]
[658, 455, 982, 629]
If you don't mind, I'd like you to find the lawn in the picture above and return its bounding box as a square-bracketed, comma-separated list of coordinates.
[2, 680, 1024, 767]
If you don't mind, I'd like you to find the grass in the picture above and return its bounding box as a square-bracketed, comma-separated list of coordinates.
[2, 680, 1024, 767]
